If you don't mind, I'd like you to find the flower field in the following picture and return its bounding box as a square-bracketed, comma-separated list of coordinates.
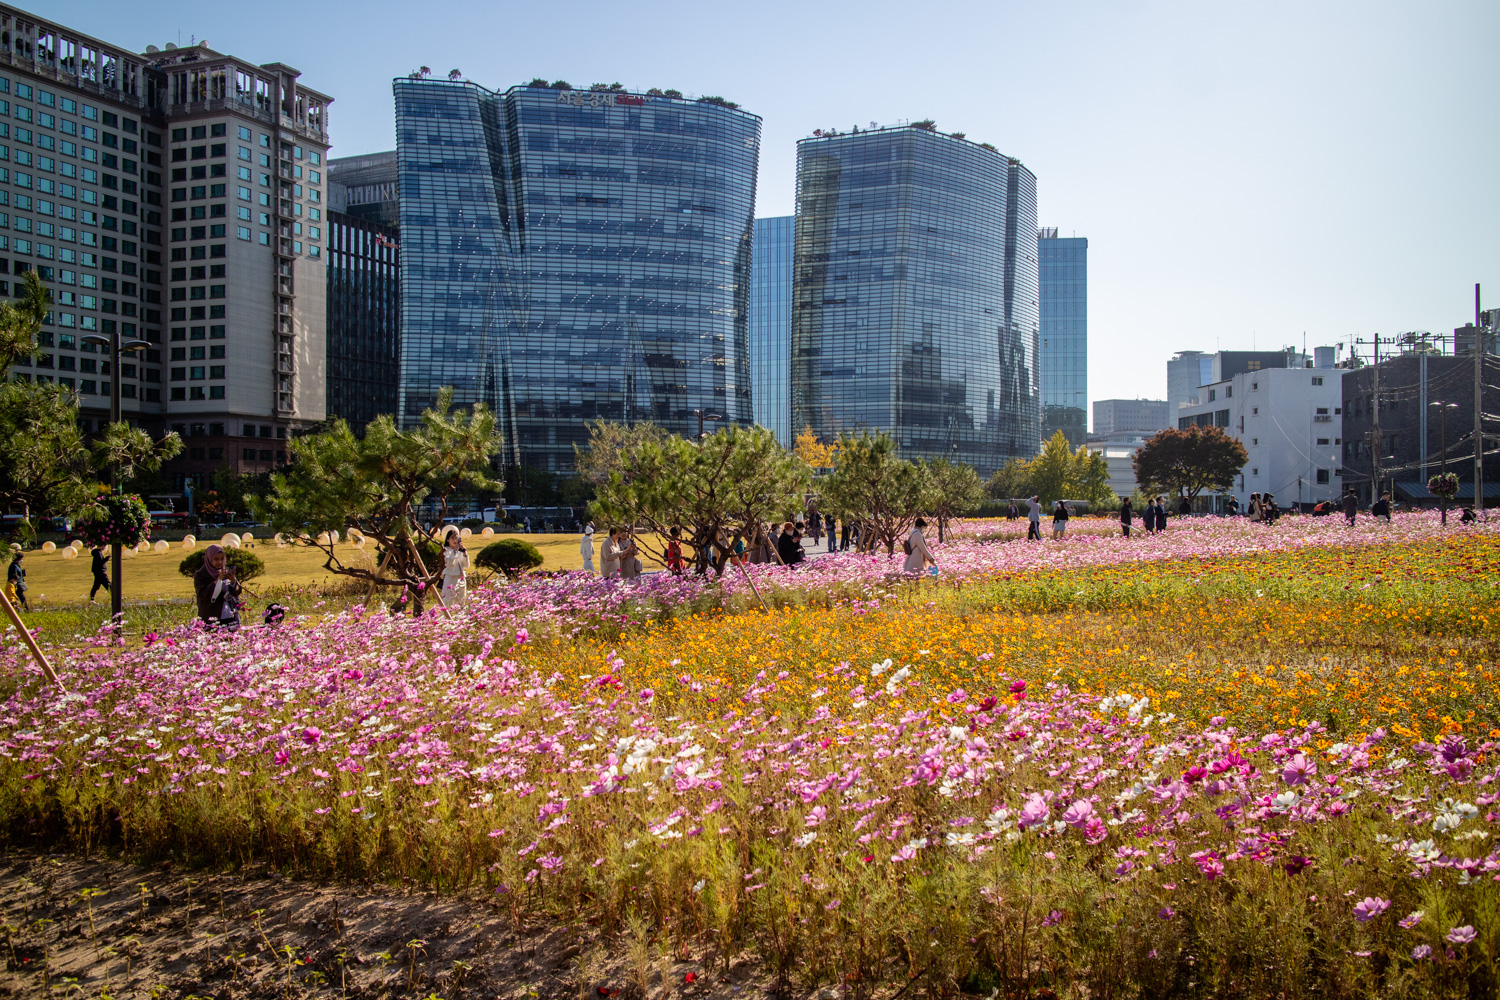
[1, 513, 1498, 998]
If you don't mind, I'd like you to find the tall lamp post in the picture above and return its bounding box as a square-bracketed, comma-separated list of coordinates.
[1429, 400, 1460, 524]
[692, 408, 722, 443]
[81, 331, 151, 622]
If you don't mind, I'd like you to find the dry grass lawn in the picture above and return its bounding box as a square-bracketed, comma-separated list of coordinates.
[12, 530, 651, 607]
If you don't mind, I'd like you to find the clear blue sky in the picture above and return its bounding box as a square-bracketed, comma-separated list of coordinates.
[52, 0, 1500, 411]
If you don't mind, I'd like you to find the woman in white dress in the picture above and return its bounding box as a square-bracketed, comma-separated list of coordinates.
[580, 524, 596, 574]
[440, 529, 470, 609]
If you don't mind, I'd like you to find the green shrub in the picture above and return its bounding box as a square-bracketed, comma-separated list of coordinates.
[178, 547, 266, 582]
[476, 539, 544, 577]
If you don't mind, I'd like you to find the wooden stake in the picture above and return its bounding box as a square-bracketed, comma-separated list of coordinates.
[0, 586, 63, 689]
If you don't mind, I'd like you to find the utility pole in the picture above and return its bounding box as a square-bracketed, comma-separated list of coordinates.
[1430, 401, 1459, 524]
[1476, 284, 1486, 521]
[1370, 332, 1381, 505]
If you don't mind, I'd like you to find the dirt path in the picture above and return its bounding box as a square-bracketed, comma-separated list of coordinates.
[0, 853, 775, 1000]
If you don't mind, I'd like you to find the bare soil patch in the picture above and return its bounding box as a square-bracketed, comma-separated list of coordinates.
[0, 853, 786, 1000]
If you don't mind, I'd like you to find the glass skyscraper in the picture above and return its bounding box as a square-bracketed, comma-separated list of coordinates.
[790, 127, 1038, 476]
[393, 79, 760, 471]
[326, 211, 400, 433]
[750, 215, 793, 445]
[1038, 229, 1088, 447]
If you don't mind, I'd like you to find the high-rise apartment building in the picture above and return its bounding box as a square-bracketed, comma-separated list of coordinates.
[0, 4, 331, 487]
[1038, 228, 1086, 447]
[749, 215, 792, 445]
[789, 125, 1039, 476]
[1092, 398, 1168, 437]
[393, 78, 759, 472]
[325, 211, 398, 432]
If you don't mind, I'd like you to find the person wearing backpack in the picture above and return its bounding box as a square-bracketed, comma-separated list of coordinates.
[903, 518, 937, 573]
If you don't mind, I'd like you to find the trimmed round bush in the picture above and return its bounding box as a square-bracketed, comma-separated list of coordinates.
[178, 547, 266, 582]
[476, 539, 544, 578]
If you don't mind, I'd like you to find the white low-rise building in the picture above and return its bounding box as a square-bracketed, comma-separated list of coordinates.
[1176, 357, 1345, 509]
[1088, 432, 1153, 499]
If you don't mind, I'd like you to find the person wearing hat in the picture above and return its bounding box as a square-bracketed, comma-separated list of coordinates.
[580, 523, 596, 574]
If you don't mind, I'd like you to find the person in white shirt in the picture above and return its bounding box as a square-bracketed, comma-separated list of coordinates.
[580, 523, 596, 574]
[600, 528, 623, 579]
[440, 529, 470, 609]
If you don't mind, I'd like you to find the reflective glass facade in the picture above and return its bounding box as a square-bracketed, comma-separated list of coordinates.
[790, 128, 1038, 476]
[1039, 230, 1087, 446]
[394, 79, 759, 471]
[750, 215, 793, 445]
[326, 211, 400, 432]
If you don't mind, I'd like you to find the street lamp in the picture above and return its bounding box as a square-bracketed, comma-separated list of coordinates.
[691, 408, 722, 443]
[81, 332, 151, 622]
[1429, 400, 1460, 524]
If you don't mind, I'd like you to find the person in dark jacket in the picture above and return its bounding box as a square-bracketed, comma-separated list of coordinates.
[193, 544, 242, 629]
[1371, 492, 1392, 522]
[89, 545, 111, 602]
[1341, 488, 1359, 526]
[776, 521, 803, 567]
[1119, 498, 1133, 538]
[6, 550, 29, 611]
[825, 512, 836, 553]
[839, 518, 851, 551]
[1178, 496, 1192, 517]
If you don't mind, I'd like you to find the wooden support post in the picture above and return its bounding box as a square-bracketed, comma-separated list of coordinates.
[0, 586, 63, 689]
[406, 537, 451, 616]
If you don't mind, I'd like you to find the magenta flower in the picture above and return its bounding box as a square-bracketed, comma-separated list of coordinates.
[945, 688, 967, 704]
[301, 727, 322, 745]
[1399, 910, 1424, 929]
[1009, 680, 1027, 700]
[1445, 925, 1476, 945]
[515, 627, 530, 644]
[1041, 909, 1063, 927]
[1352, 897, 1390, 923]
[639, 688, 655, 705]
[1411, 945, 1432, 960]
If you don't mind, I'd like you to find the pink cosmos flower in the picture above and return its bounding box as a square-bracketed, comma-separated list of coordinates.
[301, 727, 322, 745]
[639, 688, 655, 705]
[1018, 793, 1049, 830]
[1445, 925, 1476, 945]
[1041, 909, 1063, 927]
[1352, 897, 1389, 923]
[891, 845, 917, 863]
[1061, 799, 1095, 829]
[1411, 945, 1432, 960]
[1281, 753, 1315, 786]
[1398, 911, 1423, 929]
[945, 688, 967, 704]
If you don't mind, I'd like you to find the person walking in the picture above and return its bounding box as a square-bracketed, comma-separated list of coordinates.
[1007, 501, 1019, 522]
[1119, 497, 1133, 538]
[666, 526, 686, 576]
[1026, 496, 1042, 541]
[440, 529, 470, 610]
[903, 517, 937, 573]
[839, 517, 851, 551]
[580, 524, 596, 574]
[1341, 488, 1359, 526]
[89, 545, 111, 602]
[1155, 497, 1169, 533]
[807, 509, 822, 546]
[825, 512, 836, 553]
[777, 520, 803, 567]
[193, 544, 242, 630]
[1051, 500, 1070, 540]
[6, 549, 29, 612]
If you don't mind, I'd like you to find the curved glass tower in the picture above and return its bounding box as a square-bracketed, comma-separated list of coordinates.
[394, 80, 759, 471]
[789, 127, 1038, 476]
